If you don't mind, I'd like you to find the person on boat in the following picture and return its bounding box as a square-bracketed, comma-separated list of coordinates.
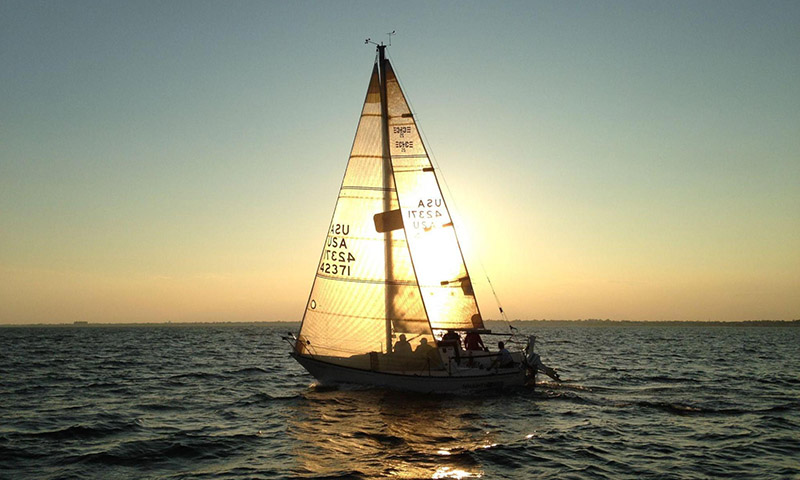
[393, 334, 412, 356]
[491, 341, 515, 369]
[415, 337, 433, 353]
[413, 338, 439, 368]
[440, 329, 460, 346]
[415, 337, 436, 358]
[464, 331, 486, 351]
[439, 329, 461, 364]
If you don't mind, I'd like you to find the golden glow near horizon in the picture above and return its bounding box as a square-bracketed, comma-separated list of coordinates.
[1, 2, 798, 324]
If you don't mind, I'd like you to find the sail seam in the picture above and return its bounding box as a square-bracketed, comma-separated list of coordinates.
[306, 310, 428, 323]
[341, 186, 396, 192]
[339, 192, 394, 200]
[316, 274, 418, 286]
[321, 234, 405, 243]
[338, 195, 399, 202]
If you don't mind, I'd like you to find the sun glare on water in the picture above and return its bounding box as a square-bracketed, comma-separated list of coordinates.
[432, 466, 482, 479]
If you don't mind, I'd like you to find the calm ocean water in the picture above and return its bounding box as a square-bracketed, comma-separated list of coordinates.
[1, 322, 798, 479]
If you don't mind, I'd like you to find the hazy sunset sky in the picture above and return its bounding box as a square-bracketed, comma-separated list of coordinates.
[2, 1, 798, 324]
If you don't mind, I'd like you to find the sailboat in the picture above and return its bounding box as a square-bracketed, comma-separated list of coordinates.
[287, 44, 555, 393]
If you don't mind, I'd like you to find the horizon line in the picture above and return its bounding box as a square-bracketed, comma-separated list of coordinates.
[1, 319, 798, 328]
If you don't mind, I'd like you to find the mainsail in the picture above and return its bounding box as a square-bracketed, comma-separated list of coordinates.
[296, 53, 483, 369]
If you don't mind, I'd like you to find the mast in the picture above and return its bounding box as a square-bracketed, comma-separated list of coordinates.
[378, 44, 394, 352]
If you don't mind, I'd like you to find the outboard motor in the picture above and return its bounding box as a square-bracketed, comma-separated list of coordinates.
[525, 335, 561, 382]
[525, 335, 537, 365]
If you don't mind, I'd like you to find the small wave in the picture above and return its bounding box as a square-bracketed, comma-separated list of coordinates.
[351, 430, 406, 447]
[96, 360, 136, 368]
[763, 401, 800, 413]
[757, 376, 800, 387]
[167, 371, 226, 382]
[233, 391, 302, 406]
[23, 419, 142, 440]
[75, 433, 258, 467]
[634, 401, 745, 415]
[750, 436, 800, 456]
[78, 441, 202, 466]
[0, 443, 50, 461]
[690, 430, 755, 443]
[225, 366, 269, 375]
[84, 381, 126, 389]
[645, 401, 709, 414]
[641, 375, 702, 384]
[10, 384, 50, 395]
[538, 381, 594, 392]
[540, 390, 600, 406]
[137, 401, 183, 412]
[472, 443, 526, 469]
[289, 466, 370, 479]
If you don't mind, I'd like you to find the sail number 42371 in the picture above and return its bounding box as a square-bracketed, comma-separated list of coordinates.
[320, 263, 351, 276]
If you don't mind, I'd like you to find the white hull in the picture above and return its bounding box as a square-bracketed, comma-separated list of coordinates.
[291, 352, 530, 393]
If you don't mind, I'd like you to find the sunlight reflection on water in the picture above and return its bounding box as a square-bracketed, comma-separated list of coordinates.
[432, 466, 482, 479]
[287, 387, 495, 478]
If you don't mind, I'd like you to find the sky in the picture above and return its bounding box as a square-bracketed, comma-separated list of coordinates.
[1, 0, 798, 324]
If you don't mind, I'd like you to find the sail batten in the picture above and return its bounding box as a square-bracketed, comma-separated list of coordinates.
[315, 276, 421, 287]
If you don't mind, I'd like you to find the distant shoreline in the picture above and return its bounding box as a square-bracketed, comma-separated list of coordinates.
[1, 319, 797, 328]
[503, 319, 800, 327]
